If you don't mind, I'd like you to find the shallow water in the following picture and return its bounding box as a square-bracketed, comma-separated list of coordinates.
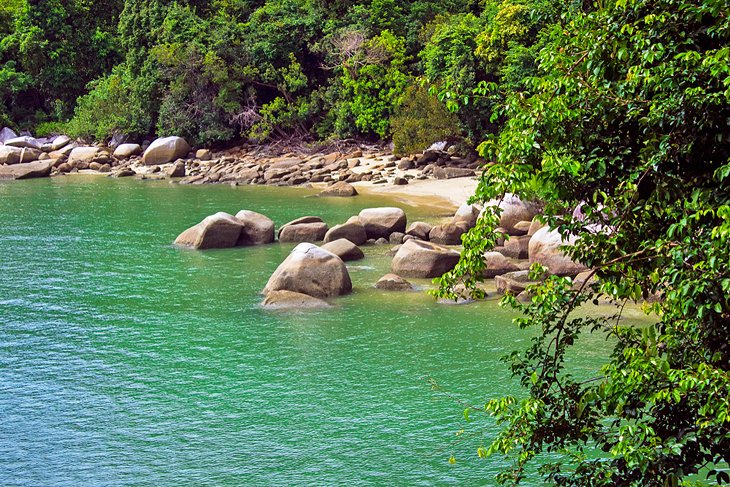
[0, 177, 646, 485]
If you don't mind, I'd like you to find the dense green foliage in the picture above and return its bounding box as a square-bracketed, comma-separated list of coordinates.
[438, 0, 730, 484]
[0, 0, 561, 147]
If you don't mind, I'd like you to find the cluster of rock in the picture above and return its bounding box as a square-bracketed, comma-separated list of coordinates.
[0, 128, 194, 180]
[1, 128, 480, 188]
[172, 194, 589, 309]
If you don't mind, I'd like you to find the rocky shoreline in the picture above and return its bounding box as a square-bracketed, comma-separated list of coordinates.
[0, 131, 480, 195]
[1, 129, 601, 308]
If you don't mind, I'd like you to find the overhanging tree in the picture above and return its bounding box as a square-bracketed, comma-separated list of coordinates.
[437, 0, 730, 484]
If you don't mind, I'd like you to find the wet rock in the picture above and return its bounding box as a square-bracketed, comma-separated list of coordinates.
[263, 243, 352, 298]
[495, 270, 538, 295]
[389, 232, 405, 244]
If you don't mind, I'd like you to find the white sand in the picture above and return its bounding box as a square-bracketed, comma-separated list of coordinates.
[353, 177, 479, 211]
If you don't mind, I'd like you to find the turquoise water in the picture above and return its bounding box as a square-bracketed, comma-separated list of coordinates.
[0, 177, 633, 485]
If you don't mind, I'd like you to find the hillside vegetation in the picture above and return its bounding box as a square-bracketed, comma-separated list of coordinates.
[0, 0, 565, 148]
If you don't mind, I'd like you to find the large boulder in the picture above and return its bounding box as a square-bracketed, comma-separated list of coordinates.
[142, 136, 191, 165]
[174, 212, 243, 249]
[234, 210, 275, 245]
[0, 146, 41, 165]
[113, 143, 143, 158]
[391, 239, 461, 278]
[262, 290, 331, 309]
[486, 193, 541, 235]
[375, 273, 413, 291]
[319, 181, 358, 197]
[323, 219, 367, 245]
[4, 136, 43, 150]
[452, 203, 480, 228]
[0, 160, 53, 180]
[263, 243, 352, 298]
[322, 238, 364, 261]
[480, 251, 521, 278]
[278, 216, 329, 243]
[429, 222, 469, 245]
[68, 146, 103, 165]
[358, 207, 407, 239]
[529, 227, 588, 277]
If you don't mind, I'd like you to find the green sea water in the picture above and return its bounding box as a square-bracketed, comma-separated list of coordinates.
[0, 176, 644, 485]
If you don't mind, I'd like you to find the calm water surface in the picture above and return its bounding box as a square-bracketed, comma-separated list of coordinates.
[0, 176, 638, 485]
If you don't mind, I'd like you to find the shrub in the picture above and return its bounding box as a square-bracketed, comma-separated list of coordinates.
[391, 85, 460, 155]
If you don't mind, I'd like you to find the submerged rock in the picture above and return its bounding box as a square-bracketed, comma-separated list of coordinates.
[262, 290, 331, 309]
[263, 243, 352, 298]
[374, 273, 413, 291]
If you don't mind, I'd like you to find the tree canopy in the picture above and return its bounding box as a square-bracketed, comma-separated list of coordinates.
[437, 0, 730, 483]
